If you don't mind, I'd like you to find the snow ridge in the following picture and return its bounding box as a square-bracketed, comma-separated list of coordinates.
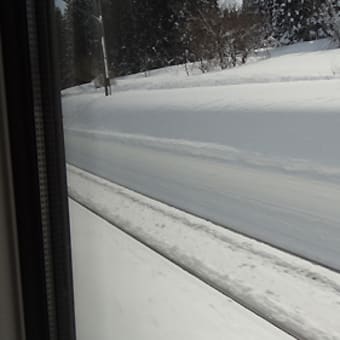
[66, 128, 340, 183]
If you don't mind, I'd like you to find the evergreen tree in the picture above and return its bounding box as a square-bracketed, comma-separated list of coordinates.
[100, 0, 137, 75]
[63, 0, 102, 84]
[129, 0, 176, 73]
[315, 0, 340, 43]
[244, 0, 338, 44]
[242, 0, 273, 43]
[243, 0, 273, 16]
[173, 0, 220, 70]
[102, 0, 190, 75]
[272, 0, 321, 43]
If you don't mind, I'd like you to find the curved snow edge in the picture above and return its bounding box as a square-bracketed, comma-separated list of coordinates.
[65, 128, 340, 184]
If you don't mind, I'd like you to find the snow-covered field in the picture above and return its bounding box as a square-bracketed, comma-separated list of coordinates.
[63, 39, 340, 94]
[68, 165, 340, 340]
[70, 199, 293, 340]
[63, 39, 340, 270]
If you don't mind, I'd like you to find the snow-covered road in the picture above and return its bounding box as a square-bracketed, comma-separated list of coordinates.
[65, 126, 340, 271]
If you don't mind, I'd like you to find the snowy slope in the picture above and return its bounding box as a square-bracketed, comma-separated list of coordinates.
[63, 39, 340, 95]
[70, 199, 292, 340]
[68, 166, 340, 340]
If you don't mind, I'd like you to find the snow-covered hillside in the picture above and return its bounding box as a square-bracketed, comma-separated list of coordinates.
[63, 40, 340, 270]
[63, 39, 340, 94]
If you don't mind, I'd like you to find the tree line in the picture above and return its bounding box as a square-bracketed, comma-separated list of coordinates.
[244, 0, 340, 43]
[55, 0, 340, 89]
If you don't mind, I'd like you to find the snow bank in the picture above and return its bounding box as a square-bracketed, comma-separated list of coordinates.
[68, 165, 340, 340]
[65, 127, 340, 182]
[70, 199, 292, 340]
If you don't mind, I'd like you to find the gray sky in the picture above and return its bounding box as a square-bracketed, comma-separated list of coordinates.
[218, 0, 243, 8]
[55, 0, 66, 13]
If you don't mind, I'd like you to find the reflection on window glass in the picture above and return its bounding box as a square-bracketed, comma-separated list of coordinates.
[55, 0, 340, 339]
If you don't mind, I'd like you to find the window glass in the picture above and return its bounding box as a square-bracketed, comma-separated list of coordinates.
[55, 1, 340, 339]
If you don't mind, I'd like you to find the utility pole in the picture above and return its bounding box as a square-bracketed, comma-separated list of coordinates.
[96, 0, 111, 96]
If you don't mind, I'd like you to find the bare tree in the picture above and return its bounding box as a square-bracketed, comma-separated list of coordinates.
[185, 5, 265, 72]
